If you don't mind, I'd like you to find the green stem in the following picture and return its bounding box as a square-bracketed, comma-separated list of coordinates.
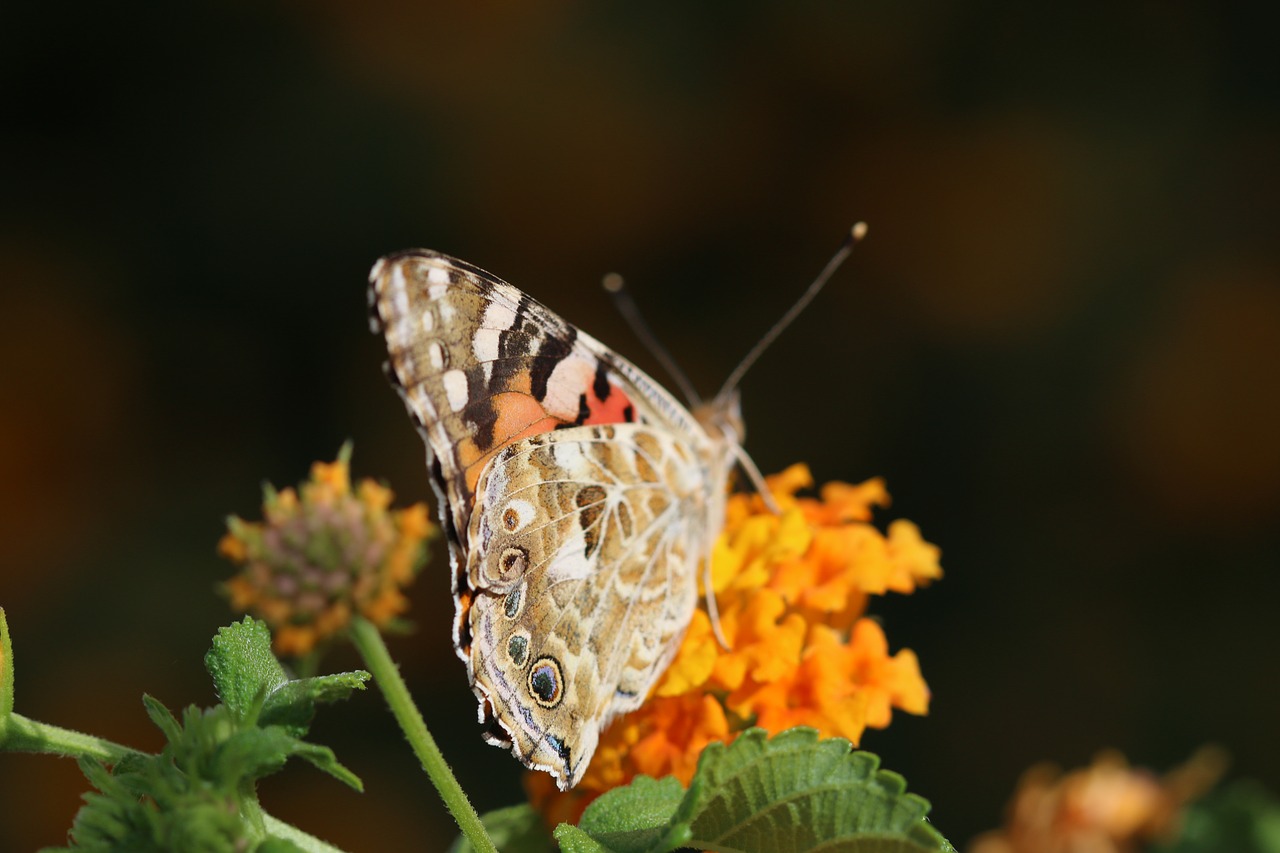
[348, 616, 495, 853]
[262, 813, 348, 853]
[0, 712, 143, 762]
[240, 793, 269, 842]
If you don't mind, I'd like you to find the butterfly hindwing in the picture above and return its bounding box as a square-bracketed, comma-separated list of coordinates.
[465, 424, 703, 787]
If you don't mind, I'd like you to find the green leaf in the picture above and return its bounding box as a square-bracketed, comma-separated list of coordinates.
[451, 804, 557, 853]
[36, 621, 365, 850]
[204, 617, 370, 737]
[564, 728, 953, 853]
[572, 776, 691, 853]
[554, 824, 608, 853]
[55, 754, 252, 852]
[1152, 781, 1280, 853]
[159, 699, 363, 792]
[685, 728, 951, 851]
[142, 694, 184, 743]
[217, 725, 363, 792]
[50, 692, 362, 849]
[0, 607, 13, 721]
[205, 617, 289, 722]
[260, 671, 371, 737]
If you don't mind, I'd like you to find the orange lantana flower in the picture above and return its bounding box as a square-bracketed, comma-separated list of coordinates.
[220, 444, 433, 656]
[528, 463, 941, 821]
[971, 748, 1228, 853]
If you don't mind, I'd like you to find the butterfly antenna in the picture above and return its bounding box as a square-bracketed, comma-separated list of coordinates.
[603, 272, 704, 408]
[716, 222, 868, 401]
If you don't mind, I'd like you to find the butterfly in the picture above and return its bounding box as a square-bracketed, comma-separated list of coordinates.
[368, 231, 860, 789]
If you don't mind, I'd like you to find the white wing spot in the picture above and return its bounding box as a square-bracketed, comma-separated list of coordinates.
[427, 341, 446, 370]
[482, 300, 517, 331]
[419, 309, 435, 333]
[543, 356, 596, 417]
[427, 266, 451, 285]
[473, 328, 501, 362]
[390, 267, 410, 317]
[443, 370, 469, 413]
[551, 441, 586, 471]
[501, 498, 537, 532]
[545, 528, 592, 581]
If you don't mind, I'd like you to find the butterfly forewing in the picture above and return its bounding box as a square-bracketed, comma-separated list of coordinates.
[370, 251, 696, 538]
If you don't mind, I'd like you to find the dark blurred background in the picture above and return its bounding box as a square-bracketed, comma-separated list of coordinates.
[3, 2, 1278, 850]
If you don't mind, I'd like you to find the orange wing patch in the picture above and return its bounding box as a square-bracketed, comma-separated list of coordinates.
[460, 391, 564, 497]
[581, 380, 636, 425]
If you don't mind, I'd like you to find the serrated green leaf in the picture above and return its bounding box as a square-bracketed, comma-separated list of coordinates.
[565, 728, 953, 853]
[260, 670, 371, 737]
[685, 728, 950, 852]
[205, 618, 289, 722]
[576, 776, 691, 853]
[450, 804, 557, 853]
[0, 607, 14, 721]
[205, 619, 370, 738]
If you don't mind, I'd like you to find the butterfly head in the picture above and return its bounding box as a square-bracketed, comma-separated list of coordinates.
[696, 389, 745, 451]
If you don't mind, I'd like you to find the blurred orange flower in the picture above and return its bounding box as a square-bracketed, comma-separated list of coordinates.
[219, 444, 433, 656]
[970, 748, 1227, 853]
[528, 463, 940, 821]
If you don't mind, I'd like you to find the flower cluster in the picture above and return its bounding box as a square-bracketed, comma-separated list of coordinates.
[528, 463, 941, 823]
[970, 749, 1227, 853]
[220, 445, 433, 656]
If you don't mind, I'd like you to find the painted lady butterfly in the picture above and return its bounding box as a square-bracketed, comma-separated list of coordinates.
[368, 233, 859, 789]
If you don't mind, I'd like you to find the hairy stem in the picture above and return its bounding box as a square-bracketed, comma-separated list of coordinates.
[349, 616, 495, 853]
[0, 712, 141, 762]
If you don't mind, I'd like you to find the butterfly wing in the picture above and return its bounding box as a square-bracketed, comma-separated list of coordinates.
[369, 250, 705, 542]
[369, 250, 727, 788]
[466, 424, 708, 788]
